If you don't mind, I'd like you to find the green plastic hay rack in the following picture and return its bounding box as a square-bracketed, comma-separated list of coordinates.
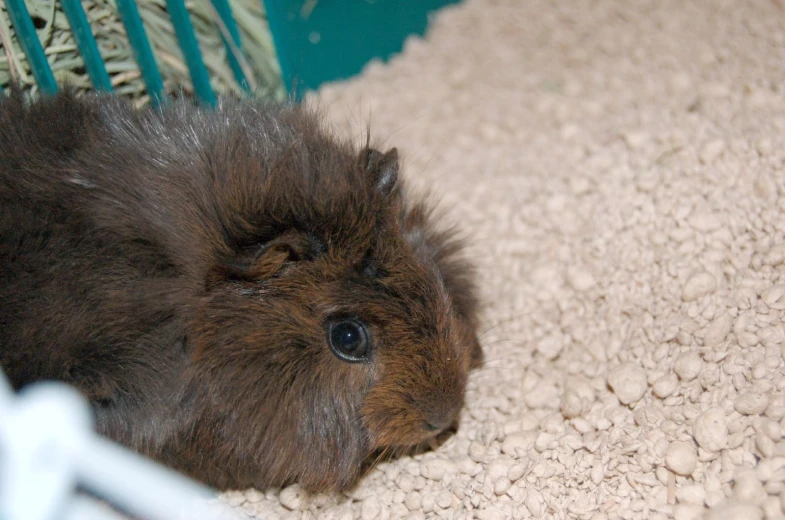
[2, 0, 460, 105]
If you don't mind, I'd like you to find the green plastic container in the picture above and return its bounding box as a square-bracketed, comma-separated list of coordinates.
[263, 0, 460, 96]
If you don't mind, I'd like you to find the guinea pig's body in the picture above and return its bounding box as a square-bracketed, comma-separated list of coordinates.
[0, 88, 481, 492]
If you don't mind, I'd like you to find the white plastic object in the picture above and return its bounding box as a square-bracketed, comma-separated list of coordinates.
[0, 380, 91, 520]
[0, 368, 246, 520]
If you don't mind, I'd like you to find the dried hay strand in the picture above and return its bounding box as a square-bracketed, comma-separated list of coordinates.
[0, 0, 285, 106]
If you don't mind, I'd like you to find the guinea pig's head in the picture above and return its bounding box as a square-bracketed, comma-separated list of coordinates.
[188, 110, 481, 492]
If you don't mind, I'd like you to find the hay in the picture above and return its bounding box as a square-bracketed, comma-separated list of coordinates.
[0, 0, 285, 106]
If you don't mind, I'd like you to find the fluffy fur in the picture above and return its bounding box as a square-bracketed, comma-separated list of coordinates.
[0, 87, 482, 492]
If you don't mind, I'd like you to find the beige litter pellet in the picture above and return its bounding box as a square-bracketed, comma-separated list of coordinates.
[278, 485, 309, 511]
[682, 272, 718, 302]
[405, 492, 422, 511]
[468, 442, 486, 463]
[705, 314, 733, 347]
[536, 333, 565, 360]
[761, 419, 782, 441]
[734, 470, 767, 502]
[360, 496, 381, 520]
[674, 352, 703, 382]
[674, 503, 705, 520]
[699, 139, 727, 164]
[665, 441, 698, 476]
[225, 0, 785, 518]
[501, 432, 533, 457]
[567, 266, 596, 291]
[492, 477, 511, 496]
[524, 490, 543, 517]
[420, 458, 455, 481]
[607, 363, 649, 405]
[707, 500, 764, 520]
[694, 408, 730, 453]
[653, 373, 679, 399]
[560, 389, 585, 418]
[762, 286, 785, 310]
[507, 463, 525, 482]
[735, 392, 771, 415]
[676, 484, 707, 505]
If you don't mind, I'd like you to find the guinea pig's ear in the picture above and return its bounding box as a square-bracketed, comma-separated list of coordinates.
[206, 231, 321, 291]
[359, 147, 399, 196]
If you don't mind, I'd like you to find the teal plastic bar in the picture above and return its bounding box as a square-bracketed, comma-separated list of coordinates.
[211, 0, 249, 92]
[61, 0, 113, 91]
[115, 0, 166, 106]
[165, 0, 216, 106]
[5, 0, 58, 94]
[260, 0, 295, 97]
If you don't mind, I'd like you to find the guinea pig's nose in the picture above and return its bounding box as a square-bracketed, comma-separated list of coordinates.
[423, 420, 444, 432]
[422, 410, 458, 435]
[420, 386, 464, 436]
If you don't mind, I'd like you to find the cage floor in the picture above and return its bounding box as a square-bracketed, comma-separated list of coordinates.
[223, 0, 785, 518]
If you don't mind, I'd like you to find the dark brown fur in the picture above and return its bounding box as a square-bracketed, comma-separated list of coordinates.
[0, 87, 482, 492]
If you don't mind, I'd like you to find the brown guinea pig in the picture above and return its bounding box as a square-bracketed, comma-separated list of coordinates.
[0, 86, 482, 492]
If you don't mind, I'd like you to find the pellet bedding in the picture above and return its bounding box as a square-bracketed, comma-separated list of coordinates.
[224, 0, 785, 518]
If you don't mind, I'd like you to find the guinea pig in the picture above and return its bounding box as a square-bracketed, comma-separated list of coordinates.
[0, 86, 482, 493]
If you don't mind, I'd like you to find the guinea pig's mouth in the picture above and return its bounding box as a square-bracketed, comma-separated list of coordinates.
[365, 420, 460, 465]
[420, 421, 460, 450]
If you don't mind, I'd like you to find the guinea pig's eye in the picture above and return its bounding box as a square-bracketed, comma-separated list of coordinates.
[327, 319, 370, 362]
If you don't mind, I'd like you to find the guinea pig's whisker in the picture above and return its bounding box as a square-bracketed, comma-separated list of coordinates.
[409, 135, 462, 184]
[471, 366, 527, 377]
[368, 446, 393, 471]
[477, 310, 539, 338]
[478, 337, 532, 350]
[469, 367, 528, 380]
[477, 346, 536, 361]
[471, 365, 527, 376]
[392, 445, 409, 461]
[379, 107, 435, 148]
[475, 353, 534, 367]
[468, 357, 533, 376]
